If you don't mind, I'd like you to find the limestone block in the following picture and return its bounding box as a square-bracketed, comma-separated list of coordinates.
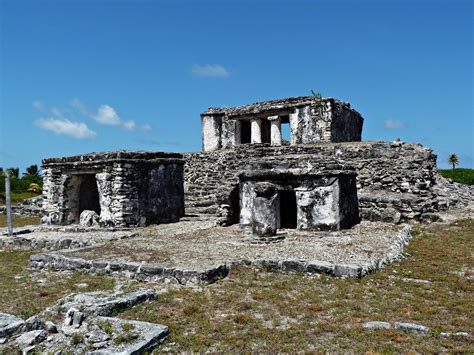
[79, 210, 100, 227]
[251, 182, 279, 237]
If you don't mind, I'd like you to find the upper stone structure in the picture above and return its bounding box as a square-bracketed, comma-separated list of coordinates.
[201, 96, 364, 152]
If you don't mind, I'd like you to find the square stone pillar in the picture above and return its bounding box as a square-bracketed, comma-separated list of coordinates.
[235, 120, 242, 145]
[251, 118, 262, 144]
[268, 115, 282, 146]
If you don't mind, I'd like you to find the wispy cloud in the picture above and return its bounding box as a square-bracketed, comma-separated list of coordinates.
[384, 119, 406, 130]
[140, 123, 153, 132]
[70, 99, 143, 131]
[34, 118, 96, 139]
[94, 104, 123, 126]
[191, 64, 229, 78]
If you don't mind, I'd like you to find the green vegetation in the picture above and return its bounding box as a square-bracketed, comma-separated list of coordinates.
[70, 332, 84, 345]
[0, 215, 41, 228]
[0, 250, 116, 319]
[118, 220, 474, 352]
[0, 164, 43, 205]
[447, 154, 460, 169]
[439, 168, 474, 185]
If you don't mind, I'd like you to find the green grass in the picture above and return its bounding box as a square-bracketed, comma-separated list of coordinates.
[439, 168, 474, 185]
[0, 191, 40, 205]
[0, 250, 117, 319]
[118, 219, 474, 353]
[0, 215, 41, 228]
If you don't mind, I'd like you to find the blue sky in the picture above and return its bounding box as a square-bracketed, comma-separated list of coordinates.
[0, 0, 472, 172]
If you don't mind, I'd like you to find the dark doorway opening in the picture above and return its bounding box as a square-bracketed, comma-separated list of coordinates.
[240, 121, 251, 144]
[79, 175, 101, 216]
[261, 119, 271, 143]
[279, 190, 297, 229]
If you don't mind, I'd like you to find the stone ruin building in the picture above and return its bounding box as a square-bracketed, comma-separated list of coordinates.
[239, 159, 360, 237]
[42, 151, 184, 227]
[201, 96, 363, 151]
[40, 95, 459, 231]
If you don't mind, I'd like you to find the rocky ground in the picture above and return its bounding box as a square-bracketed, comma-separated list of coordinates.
[0, 206, 473, 353]
[24, 219, 413, 283]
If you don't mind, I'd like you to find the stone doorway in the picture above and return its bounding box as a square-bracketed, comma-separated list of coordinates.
[64, 173, 101, 224]
[79, 174, 101, 217]
[279, 190, 297, 229]
[240, 121, 251, 144]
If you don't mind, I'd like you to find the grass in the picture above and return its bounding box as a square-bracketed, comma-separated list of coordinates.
[0, 250, 117, 319]
[0, 191, 40, 205]
[0, 219, 472, 352]
[118, 219, 474, 352]
[439, 168, 474, 185]
[0, 215, 41, 228]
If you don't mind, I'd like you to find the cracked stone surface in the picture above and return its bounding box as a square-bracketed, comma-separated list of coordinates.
[29, 219, 413, 281]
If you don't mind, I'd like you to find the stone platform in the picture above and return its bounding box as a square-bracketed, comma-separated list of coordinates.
[28, 220, 412, 284]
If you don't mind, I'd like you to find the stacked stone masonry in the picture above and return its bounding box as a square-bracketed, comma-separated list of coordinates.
[42, 151, 184, 227]
[239, 160, 360, 235]
[184, 141, 442, 223]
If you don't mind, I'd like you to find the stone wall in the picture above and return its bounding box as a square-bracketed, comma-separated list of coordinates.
[42, 151, 184, 227]
[184, 141, 445, 222]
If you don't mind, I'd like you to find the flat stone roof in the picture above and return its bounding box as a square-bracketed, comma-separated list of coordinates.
[42, 150, 183, 166]
[202, 95, 358, 117]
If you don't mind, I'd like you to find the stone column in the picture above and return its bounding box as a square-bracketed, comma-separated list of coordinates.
[251, 118, 262, 144]
[235, 120, 242, 145]
[268, 115, 282, 146]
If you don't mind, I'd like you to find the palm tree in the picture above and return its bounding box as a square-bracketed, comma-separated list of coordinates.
[23, 164, 41, 177]
[6, 167, 19, 178]
[447, 154, 459, 170]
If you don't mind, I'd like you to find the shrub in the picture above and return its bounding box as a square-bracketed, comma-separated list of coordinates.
[439, 168, 474, 185]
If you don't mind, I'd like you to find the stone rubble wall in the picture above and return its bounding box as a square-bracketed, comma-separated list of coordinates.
[183, 141, 465, 222]
[42, 153, 184, 227]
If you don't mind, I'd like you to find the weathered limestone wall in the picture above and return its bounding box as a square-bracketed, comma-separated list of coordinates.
[239, 161, 360, 233]
[42, 151, 184, 227]
[184, 141, 440, 222]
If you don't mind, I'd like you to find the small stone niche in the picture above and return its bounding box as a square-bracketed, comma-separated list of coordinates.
[239, 159, 360, 237]
[42, 151, 185, 227]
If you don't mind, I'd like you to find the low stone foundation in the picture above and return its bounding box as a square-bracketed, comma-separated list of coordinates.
[28, 220, 413, 282]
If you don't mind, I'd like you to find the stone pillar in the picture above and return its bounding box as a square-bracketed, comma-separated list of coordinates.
[251, 118, 262, 144]
[268, 116, 282, 146]
[251, 182, 279, 237]
[235, 120, 242, 145]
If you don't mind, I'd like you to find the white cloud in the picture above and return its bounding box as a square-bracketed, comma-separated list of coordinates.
[191, 64, 229, 78]
[141, 123, 152, 132]
[70, 98, 89, 116]
[384, 119, 406, 130]
[94, 104, 122, 126]
[32, 100, 44, 111]
[123, 120, 136, 130]
[34, 118, 96, 139]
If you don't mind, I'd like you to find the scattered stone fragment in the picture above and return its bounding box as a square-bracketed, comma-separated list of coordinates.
[0, 313, 24, 339]
[363, 321, 392, 329]
[14, 330, 47, 347]
[44, 322, 57, 334]
[394, 322, 430, 335]
[79, 210, 100, 227]
[439, 332, 470, 338]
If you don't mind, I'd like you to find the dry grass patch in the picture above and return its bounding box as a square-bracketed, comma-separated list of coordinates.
[0, 215, 41, 228]
[119, 219, 474, 352]
[0, 250, 117, 318]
